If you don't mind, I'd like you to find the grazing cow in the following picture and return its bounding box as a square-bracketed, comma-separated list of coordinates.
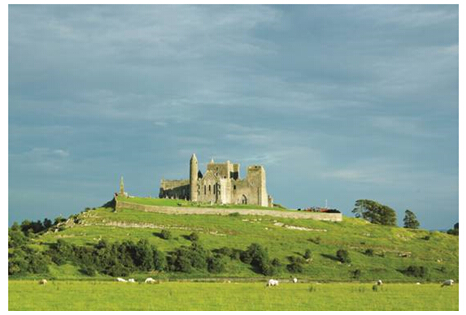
[377, 280, 383, 286]
[145, 277, 156, 284]
[116, 278, 127, 282]
[38, 279, 47, 285]
[292, 278, 298, 283]
[267, 279, 279, 287]
[441, 279, 454, 287]
[128, 279, 135, 283]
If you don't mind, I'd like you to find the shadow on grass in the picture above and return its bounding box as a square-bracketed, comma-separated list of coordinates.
[320, 253, 340, 262]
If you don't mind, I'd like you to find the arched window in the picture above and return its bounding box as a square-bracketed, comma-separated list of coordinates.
[209, 185, 211, 193]
[204, 185, 206, 195]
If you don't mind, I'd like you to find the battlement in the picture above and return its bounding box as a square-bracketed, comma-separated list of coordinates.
[159, 155, 272, 207]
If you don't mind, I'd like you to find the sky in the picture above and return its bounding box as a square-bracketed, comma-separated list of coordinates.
[8, 5, 458, 230]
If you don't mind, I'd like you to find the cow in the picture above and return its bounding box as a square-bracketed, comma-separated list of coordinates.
[38, 279, 47, 285]
[292, 278, 298, 283]
[128, 279, 136, 283]
[145, 277, 156, 284]
[441, 279, 454, 287]
[267, 279, 279, 287]
[377, 280, 383, 286]
[116, 278, 127, 282]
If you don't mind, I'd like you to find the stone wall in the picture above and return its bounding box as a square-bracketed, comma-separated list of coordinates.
[115, 199, 342, 222]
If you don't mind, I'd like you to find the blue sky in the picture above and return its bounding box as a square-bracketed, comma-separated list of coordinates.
[9, 5, 458, 229]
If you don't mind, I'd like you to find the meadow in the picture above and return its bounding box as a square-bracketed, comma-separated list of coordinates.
[8, 280, 459, 311]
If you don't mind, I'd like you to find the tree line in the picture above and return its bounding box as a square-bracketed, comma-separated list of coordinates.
[352, 199, 422, 229]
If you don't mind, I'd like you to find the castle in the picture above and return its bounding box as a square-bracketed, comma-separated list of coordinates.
[159, 154, 273, 207]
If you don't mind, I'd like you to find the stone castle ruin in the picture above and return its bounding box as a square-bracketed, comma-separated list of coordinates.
[159, 154, 273, 207]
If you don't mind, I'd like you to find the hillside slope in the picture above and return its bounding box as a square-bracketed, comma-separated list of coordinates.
[22, 198, 459, 282]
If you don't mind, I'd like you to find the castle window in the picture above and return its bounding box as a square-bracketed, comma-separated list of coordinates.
[204, 185, 206, 195]
[209, 185, 211, 192]
[234, 185, 236, 190]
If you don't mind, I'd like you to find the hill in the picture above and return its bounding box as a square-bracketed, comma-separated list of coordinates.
[10, 197, 459, 282]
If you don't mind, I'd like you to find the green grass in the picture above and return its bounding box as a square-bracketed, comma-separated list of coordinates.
[8, 281, 459, 311]
[29, 205, 459, 282]
[118, 196, 284, 210]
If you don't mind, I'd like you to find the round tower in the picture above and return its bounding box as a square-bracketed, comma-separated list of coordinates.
[189, 154, 198, 201]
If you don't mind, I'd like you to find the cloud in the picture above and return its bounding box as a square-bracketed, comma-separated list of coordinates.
[10, 147, 70, 173]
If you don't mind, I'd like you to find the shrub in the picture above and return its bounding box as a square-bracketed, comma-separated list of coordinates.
[271, 258, 282, 267]
[229, 212, 240, 217]
[153, 249, 167, 271]
[422, 235, 430, 241]
[207, 256, 226, 273]
[405, 265, 428, 278]
[80, 265, 96, 276]
[288, 256, 306, 264]
[261, 263, 277, 276]
[304, 249, 312, 259]
[352, 269, 361, 279]
[241, 243, 269, 268]
[287, 262, 304, 273]
[336, 249, 351, 263]
[161, 229, 172, 240]
[364, 248, 374, 256]
[188, 232, 199, 242]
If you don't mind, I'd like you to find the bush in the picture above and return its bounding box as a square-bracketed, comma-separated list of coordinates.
[228, 212, 240, 217]
[80, 265, 96, 276]
[364, 248, 374, 256]
[161, 229, 172, 240]
[309, 237, 321, 245]
[422, 235, 431, 241]
[304, 249, 312, 259]
[404, 265, 428, 278]
[336, 249, 351, 263]
[271, 258, 282, 267]
[287, 262, 304, 273]
[352, 269, 361, 279]
[188, 232, 199, 242]
[207, 256, 226, 273]
[261, 263, 277, 276]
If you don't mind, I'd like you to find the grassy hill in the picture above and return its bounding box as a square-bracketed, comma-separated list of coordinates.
[14, 197, 459, 282]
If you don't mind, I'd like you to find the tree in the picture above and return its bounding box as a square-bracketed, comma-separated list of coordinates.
[447, 222, 459, 236]
[352, 199, 397, 226]
[403, 210, 420, 229]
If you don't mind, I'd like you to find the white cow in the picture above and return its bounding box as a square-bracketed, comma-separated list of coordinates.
[441, 279, 454, 287]
[128, 279, 136, 283]
[116, 277, 127, 282]
[267, 279, 279, 287]
[292, 278, 298, 283]
[38, 279, 47, 285]
[145, 277, 156, 284]
[377, 280, 383, 286]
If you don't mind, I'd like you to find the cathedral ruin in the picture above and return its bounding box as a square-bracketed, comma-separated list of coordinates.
[159, 154, 273, 207]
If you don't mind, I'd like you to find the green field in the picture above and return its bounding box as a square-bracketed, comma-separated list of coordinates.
[24, 203, 458, 282]
[8, 280, 459, 311]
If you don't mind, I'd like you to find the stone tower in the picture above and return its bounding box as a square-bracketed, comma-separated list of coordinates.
[120, 176, 125, 195]
[189, 154, 198, 201]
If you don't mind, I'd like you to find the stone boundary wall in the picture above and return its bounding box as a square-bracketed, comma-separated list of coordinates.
[115, 199, 342, 222]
